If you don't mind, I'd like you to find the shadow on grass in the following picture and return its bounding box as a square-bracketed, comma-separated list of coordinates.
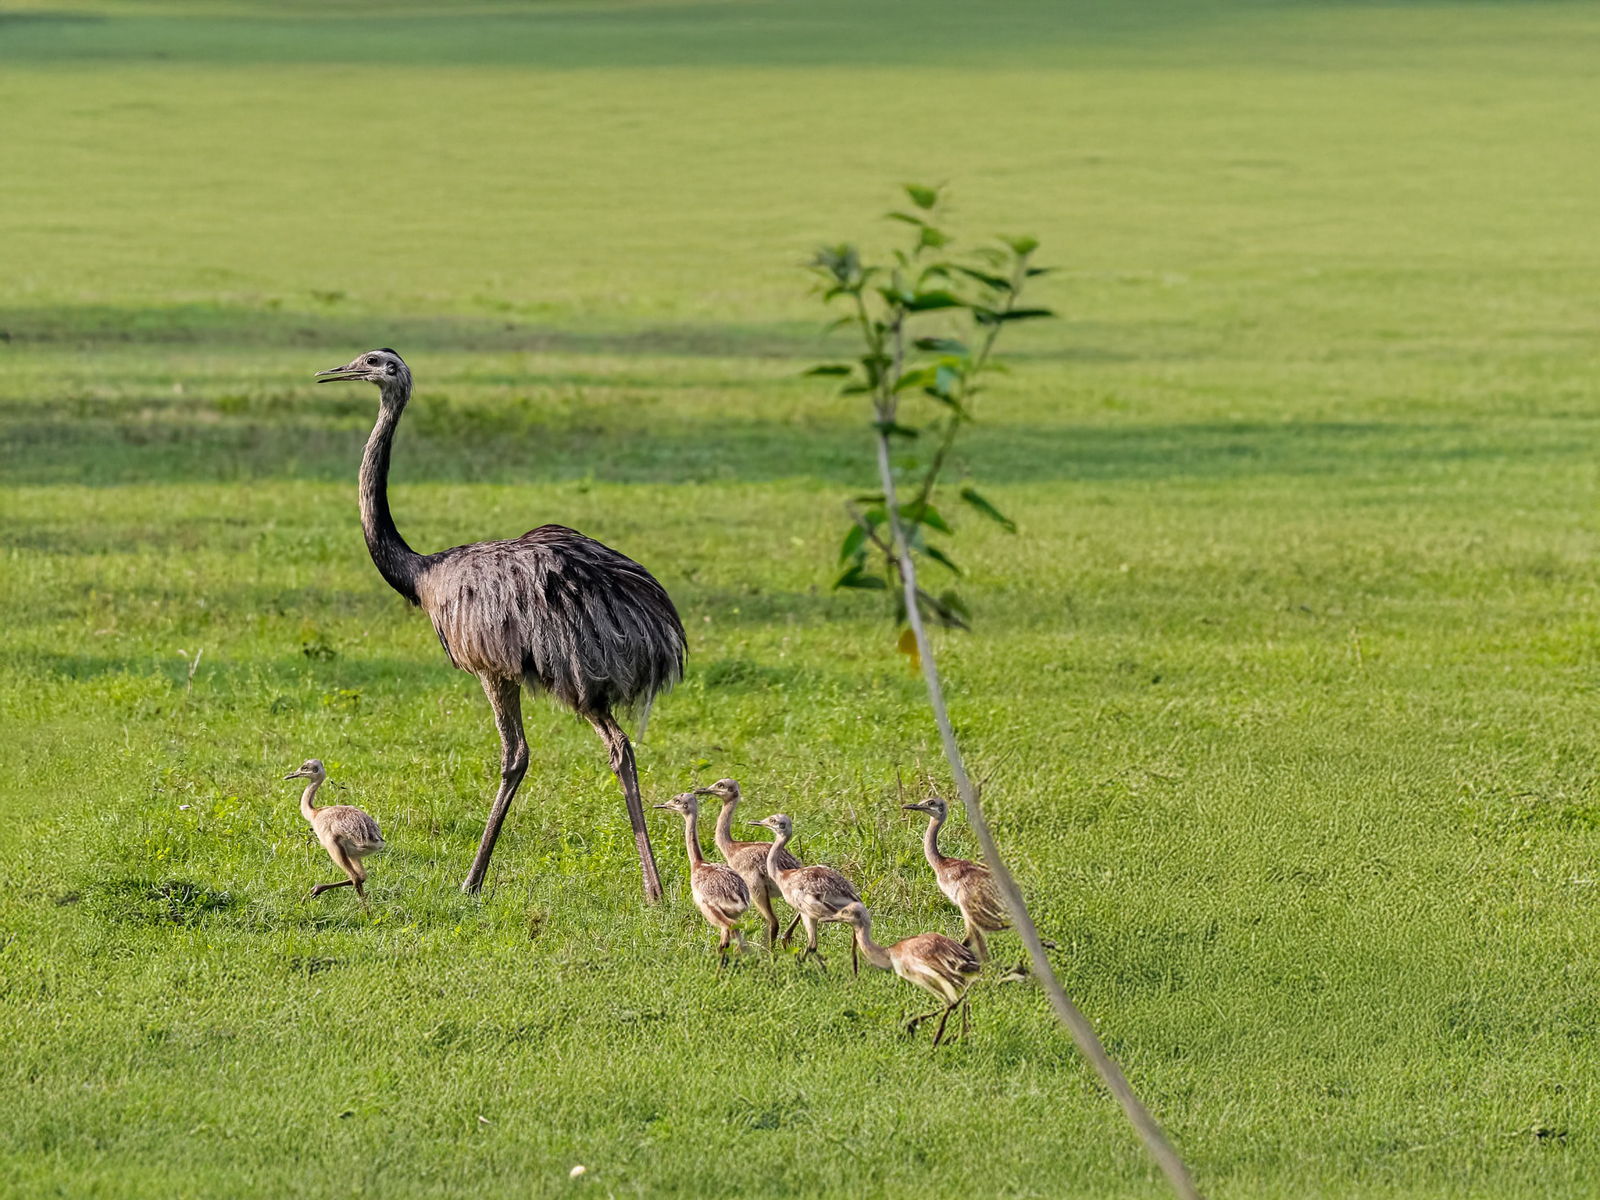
[0, 2, 1242, 69]
[4, 411, 1594, 488]
[0, 304, 831, 360]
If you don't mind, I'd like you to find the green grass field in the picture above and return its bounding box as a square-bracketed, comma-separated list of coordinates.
[6, 2, 1600, 1195]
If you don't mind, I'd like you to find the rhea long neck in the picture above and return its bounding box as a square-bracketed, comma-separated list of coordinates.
[923, 809, 948, 869]
[851, 917, 893, 973]
[681, 809, 705, 868]
[359, 382, 426, 604]
[300, 778, 323, 822]
[764, 827, 793, 879]
[714, 797, 740, 857]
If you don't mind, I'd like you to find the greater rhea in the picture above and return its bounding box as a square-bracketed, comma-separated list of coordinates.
[903, 795, 1009, 962]
[286, 759, 385, 910]
[694, 778, 801, 948]
[838, 902, 981, 1047]
[653, 792, 750, 965]
[749, 813, 861, 970]
[316, 349, 686, 902]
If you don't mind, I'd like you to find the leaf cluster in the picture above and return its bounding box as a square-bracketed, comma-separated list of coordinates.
[806, 184, 1050, 627]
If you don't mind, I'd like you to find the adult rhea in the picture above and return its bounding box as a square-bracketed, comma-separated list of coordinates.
[316, 349, 685, 901]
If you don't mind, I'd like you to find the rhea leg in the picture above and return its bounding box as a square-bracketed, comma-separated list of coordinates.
[796, 914, 825, 968]
[749, 887, 780, 948]
[931, 1000, 961, 1048]
[462, 675, 529, 895]
[310, 846, 361, 904]
[588, 710, 663, 904]
[965, 921, 990, 965]
[780, 912, 802, 948]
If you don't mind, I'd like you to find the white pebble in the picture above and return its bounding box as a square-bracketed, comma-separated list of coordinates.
[570, 1164, 586, 1178]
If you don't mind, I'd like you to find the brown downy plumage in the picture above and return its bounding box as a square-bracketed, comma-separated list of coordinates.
[315, 350, 686, 904]
[903, 795, 1009, 962]
[694, 778, 801, 948]
[286, 759, 385, 911]
[654, 792, 750, 966]
[839, 901, 982, 1048]
[749, 813, 862, 971]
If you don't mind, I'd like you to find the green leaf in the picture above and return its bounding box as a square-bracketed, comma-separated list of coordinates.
[835, 564, 888, 590]
[919, 226, 951, 250]
[937, 589, 973, 621]
[996, 307, 1055, 322]
[1025, 266, 1053, 277]
[901, 502, 952, 534]
[893, 366, 938, 393]
[905, 184, 939, 210]
[839, 524, 868, 564]
[872, 420, 920, 439]
[1002, 235, 1040, 256]
[804, 364, 853, 377]
[906, 290, 964, 312]
[914, 336, 968, 356]
[852, 492, 886, 504]
[947, 264, 1012, 291]
[960, 485, 1017, 533]
[886, 211, 926, 227]
[933, 364, 962, 396]
[924, 545, 962, 575]
[922, 387, 970, 417]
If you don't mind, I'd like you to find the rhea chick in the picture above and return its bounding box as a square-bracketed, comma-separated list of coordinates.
[285, 759, 385, 911]
[839, 901, 981, 1047]
[902, 795, 1009, 962]
[694, 778, 801, 948]
[654, 792, 751, 965]
[749, 813, 861, 970]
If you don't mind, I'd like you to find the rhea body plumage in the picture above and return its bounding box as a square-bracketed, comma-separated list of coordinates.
[839, 902, 981, 1047]
[750, 813, 861, 969]
[654, 792, 750, 965]
[286, 759, 385, 910]
[694, 778, 801, 948]
[316, 350, 685, 902]
[903, 795, 1009, 962]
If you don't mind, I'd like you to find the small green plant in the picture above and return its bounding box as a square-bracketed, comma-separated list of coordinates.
[808, 183, 1051, 629]
[806, 187, 1199, 1200]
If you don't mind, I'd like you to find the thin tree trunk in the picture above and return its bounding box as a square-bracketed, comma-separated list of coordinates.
[874, 431, 1203, 1200]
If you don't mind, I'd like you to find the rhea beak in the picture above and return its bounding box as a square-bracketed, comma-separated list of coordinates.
[901, 802, 928, 813]
[651, 802, 673, 810]
[284, 770, 305, 780]
[314, 359, 365, 383]
[692, 787, 714, 796]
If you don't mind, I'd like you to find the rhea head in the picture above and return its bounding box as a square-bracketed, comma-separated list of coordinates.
[652, 792, 701, 818]
[902, 795, 949, 821]
[315, 348, 411, 394]
[694, 778, 741, 805]
[749, 812, 792, 840]
[285, 758, 326, 783]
